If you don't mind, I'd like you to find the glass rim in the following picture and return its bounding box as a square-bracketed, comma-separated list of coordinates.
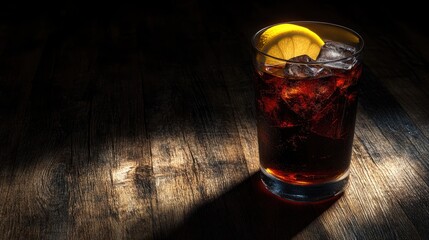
[251, 21, 364, 65]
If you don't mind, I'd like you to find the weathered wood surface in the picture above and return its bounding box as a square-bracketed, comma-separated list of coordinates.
[0, 2, 428, 239]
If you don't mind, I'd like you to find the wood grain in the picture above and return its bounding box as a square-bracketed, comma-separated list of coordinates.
[0, 1, 428, 239]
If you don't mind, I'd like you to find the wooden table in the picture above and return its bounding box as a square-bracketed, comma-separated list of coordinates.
[1, 2, 428, 239]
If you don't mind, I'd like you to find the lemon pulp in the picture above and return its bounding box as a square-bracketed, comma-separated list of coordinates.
[257, 23, 325, 64]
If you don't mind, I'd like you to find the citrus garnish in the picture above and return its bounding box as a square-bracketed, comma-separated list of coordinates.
[257, 23, 325, 63]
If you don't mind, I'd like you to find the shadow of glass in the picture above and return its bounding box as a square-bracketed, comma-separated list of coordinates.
[167, 171, 341, 240]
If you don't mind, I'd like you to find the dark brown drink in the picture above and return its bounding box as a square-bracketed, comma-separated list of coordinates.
[256, 64, 362, 185]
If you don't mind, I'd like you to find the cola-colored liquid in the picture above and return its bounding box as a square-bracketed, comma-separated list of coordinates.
[256, 64, 362, 185]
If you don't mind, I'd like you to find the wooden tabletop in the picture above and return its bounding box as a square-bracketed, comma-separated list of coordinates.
[1, 2, 428, 239]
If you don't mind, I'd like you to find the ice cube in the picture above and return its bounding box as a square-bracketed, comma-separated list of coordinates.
[310, 95, 344, 139]
[281, 77, 336, 119]
[288, 55, 313, 63]
[284, 55, 331, 79]
[316, 41, 358, 70]
[317, 41, 356, 60]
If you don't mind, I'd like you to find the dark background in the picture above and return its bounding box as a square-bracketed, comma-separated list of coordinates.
[1, 1, 428, 239]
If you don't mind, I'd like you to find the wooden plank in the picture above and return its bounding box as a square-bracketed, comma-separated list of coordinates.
[140, 63, 252, 238]
[62, 14, 157, 239]
[0, 18, 62, 240]
[0, 2, 428, 239]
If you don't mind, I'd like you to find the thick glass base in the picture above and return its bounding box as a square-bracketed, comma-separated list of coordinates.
[260, 168, 349, 202]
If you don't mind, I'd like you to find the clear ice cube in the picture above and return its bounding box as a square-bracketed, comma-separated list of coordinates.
[280, 77, 336, 119]
[283, 55, 331, 79]
[316, 41, 358, 70]
[310, 94, 344, 139]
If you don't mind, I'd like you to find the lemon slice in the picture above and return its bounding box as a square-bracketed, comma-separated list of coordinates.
[257, 23, 325, 64]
